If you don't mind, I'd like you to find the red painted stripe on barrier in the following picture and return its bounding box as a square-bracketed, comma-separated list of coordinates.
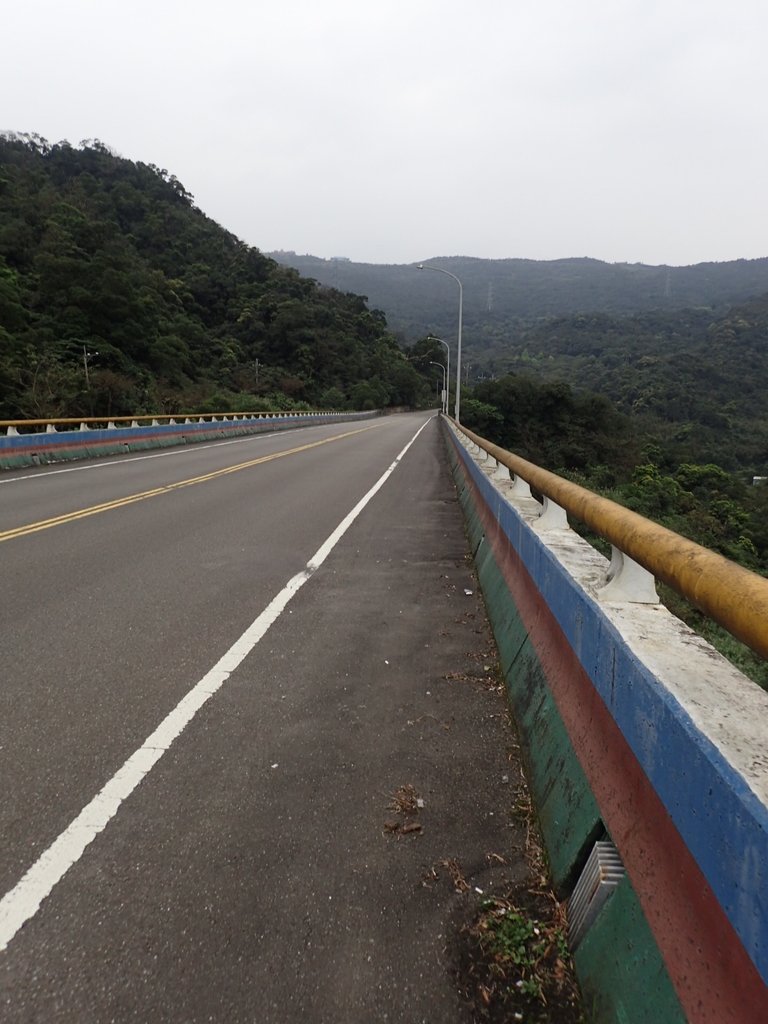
[455, 445, 768, 1023]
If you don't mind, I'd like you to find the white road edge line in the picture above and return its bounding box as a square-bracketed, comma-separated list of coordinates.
[0, 415, 433, 953]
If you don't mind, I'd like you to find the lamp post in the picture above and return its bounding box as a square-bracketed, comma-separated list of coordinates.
[427, 336, 450, 417]
[82, 345, 98, 389]
[429, 360, 447, 413]
[417, 264, 463, 422]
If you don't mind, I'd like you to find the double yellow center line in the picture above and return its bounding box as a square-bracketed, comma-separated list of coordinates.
[0, 425, 376, 544]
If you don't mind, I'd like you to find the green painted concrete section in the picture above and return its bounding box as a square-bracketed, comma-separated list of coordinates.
[455, 473, 485, 556]
[575, 876, 685, 1024]
[450, 441, 602, 890]
[474, 534, 603, 894]
[472, 538, 528, 678]
[446, 434, 683, 1024]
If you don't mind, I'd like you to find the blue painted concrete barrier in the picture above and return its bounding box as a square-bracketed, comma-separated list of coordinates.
[0, 412, 377, 471]
[445, 420, 768, 1024]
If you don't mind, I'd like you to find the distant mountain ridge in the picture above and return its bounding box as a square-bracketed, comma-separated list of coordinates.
[268, 251, 768, 349]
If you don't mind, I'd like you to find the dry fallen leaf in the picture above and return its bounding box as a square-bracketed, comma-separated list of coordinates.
[400, 820, 422, 835]
[387, 783, 420, 815]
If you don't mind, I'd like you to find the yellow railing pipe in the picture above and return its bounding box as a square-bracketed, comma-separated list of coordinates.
[452, 419, 768, 662]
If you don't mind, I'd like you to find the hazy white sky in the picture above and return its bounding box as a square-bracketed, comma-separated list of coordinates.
[4, 0, 767, 266]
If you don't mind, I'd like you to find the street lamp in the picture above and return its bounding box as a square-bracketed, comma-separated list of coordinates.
[82, 345, 99, 389]
[417, 264, 463, 422]
[429, 360, 447, 414]
[427, 336, 450, 417]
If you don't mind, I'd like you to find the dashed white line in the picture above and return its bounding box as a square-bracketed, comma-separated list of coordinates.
[0, 416, 432, 952]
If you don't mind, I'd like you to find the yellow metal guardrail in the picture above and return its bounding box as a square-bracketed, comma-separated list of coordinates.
[452, 419, 768, 662]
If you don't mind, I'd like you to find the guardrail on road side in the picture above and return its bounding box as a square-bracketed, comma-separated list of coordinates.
[0, 410, 376, 471]
[452, 419, 768, 661]
[445, 416, 768, 1024]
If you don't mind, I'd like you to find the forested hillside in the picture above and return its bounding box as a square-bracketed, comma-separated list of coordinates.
[479, 298, 768, 477]
[0, 135, 427, 419]
[270, 251, 768, 347]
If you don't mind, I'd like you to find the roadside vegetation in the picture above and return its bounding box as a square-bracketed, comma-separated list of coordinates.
[455, 739, 584, 1023]
[450, 368, 768, 689]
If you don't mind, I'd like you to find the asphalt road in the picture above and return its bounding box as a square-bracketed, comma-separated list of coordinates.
[0, 412, 526, 1023]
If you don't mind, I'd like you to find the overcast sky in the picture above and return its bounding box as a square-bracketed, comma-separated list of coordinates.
[4, 0, 767, 266]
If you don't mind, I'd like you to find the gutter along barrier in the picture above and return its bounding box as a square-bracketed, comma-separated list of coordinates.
[0, 410, 375, 471]
[444, 417, 768, 1024]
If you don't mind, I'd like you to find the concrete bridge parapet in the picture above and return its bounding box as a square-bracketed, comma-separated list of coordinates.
[444, 418, 768, 1024]
[0, 410, 381, 471]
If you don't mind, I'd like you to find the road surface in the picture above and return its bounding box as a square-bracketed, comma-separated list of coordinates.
[0, 412, 524, 1022]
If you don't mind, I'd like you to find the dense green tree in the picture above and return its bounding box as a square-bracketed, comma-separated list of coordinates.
[459, 372, 768, 688]
[462, 373, 636, 474]
[0, 134, 427, 417]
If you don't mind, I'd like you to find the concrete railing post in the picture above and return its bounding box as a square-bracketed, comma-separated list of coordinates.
[599, 547, 659, 604]
[534, 496, 570, 531]
[509, 475, 533, 499]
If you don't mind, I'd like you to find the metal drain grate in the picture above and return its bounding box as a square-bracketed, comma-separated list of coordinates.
[568, 839, 625, 950]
